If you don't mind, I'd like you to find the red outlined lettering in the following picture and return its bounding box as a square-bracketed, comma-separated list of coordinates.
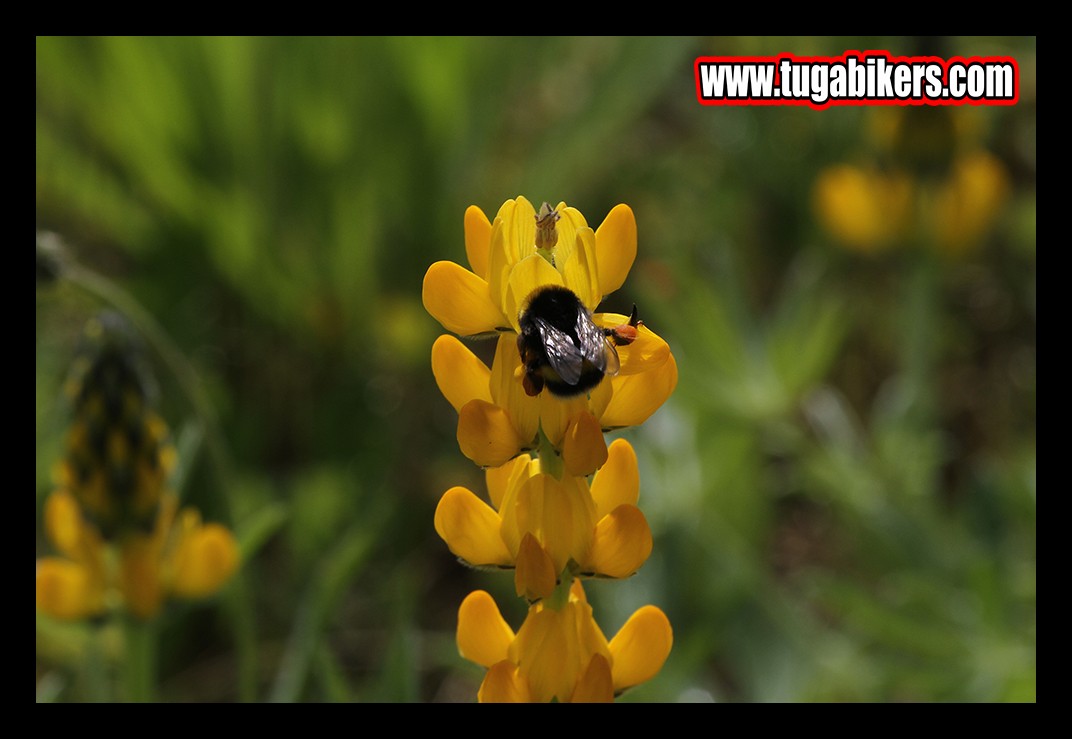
[695, 51, 1019, 109]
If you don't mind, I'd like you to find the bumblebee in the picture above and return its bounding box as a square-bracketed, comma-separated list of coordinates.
[517, 286, 640, 398]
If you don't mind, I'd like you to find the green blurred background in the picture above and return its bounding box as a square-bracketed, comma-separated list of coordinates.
[36, 36, 1036, 702]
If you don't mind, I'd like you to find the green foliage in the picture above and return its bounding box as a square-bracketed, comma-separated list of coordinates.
[37, 36, 1035, 702]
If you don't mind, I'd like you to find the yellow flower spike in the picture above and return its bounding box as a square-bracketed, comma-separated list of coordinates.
[607, 605, 673, 693]
[594, 204, 638, 297]
[430, 335, 493, 412]
[430, 198, 674, 701]
[584, 504, 653, 579]
[514, 533, 557, 602]
[562, 411, 609, 478]
[422, 261, 507, 338]
[36, 558, 105, 621]
[464, 204, 493, 279]
[457, 590, 516, 668]
[169, 520, 239, 599]
[434, 486, 512, 568]
[590, 438, 640, 519]
[600, 352, 679, 430]
[457, 399, 526, 468]
[479, 661, 531, 703]
[570, 654, 615, 703]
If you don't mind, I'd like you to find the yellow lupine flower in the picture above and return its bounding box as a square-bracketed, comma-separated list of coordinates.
[434, 439, 653, 598]
[456, 582, 672, 703]
[423, 196, 637, 338]
[432, 332, 676, 470]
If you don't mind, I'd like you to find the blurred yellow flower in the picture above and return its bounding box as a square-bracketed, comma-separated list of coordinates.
[456, 582, 672, 703]
[434, 439, 653, 600]
[36, 312, 238, 622]
[36, 490, 239, 620]
[813, 108, 1010, 256]
[813, 165, 913, 253]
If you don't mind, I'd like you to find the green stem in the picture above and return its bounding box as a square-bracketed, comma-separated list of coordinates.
[545, 572, 574, 611]
[536, 426, 564, 480]
[122, 617, 158, 702]
[82, 625, 111, 702]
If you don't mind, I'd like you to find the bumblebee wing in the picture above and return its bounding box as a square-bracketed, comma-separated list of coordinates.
[602, 337, 620, 377]
[534, 316, 584, 385]
[575, 310, 609, 373]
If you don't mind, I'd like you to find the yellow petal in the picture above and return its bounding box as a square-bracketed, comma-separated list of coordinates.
[608, 606, 673, 692]
[514, 533, 557, 601]
[559, 227, 601, 311]
[501, 196, 538, 264]
[590, 438, 639, 518]
[434, 487, 511, 567]
[490, 334, 539, 447]
[485, 453, 531, 511]
[570, 654, 614, 703]
[457, 399, 525, 468]
[431, 335, 492, 412]
[495, 457, 537, 557]
[537, 392, 590, 449]
[479, 661, 531, 703]
[562, 411, 609, 477]
[487, 198, 538, 314]
[44, 490, 87, 560]
[457, 590, 515, 668]
[422, 261, 508, 337]
[586, 370, 614, 422]
[120, 535, 165, 620]
[551, 204, 588, 282]
[35, 558, 104, 621]
[510, 607, 574, 702]
[584, 505, 652, 579]
[568, 577, 589, 604]
[600, 352, 678, 430]
[170, 522, 239, 599]
[594, 315, 671, 376]
[464, 205, 492, 279]
[504, 255, 565, 333]
[594, 204, 637, 296]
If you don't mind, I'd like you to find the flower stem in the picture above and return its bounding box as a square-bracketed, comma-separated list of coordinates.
[536, 426, 564, 480]
[122, 616, 158, 702]
[545, 572, 573, 611]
